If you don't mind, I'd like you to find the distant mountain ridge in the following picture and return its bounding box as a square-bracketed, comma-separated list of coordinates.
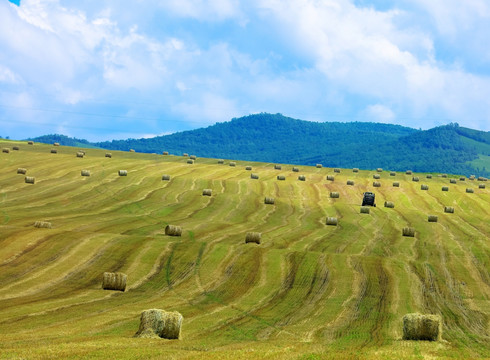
[29, 113, 490, 177]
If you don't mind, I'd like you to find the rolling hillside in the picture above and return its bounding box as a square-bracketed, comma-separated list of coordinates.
[0, 140, 489, 359]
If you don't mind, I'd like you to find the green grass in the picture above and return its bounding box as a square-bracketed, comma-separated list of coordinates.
[468, 154, 490, 172]
[0, 140, 488, 359]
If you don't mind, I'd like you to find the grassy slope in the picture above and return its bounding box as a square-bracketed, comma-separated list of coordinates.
[0, 140, 488, 360]
[470, 155, 490, 172]
[459, 135, 490, 173]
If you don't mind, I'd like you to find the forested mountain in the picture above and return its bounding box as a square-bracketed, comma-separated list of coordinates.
[28, 134, 98, 148]
[29, 113, 490, 177]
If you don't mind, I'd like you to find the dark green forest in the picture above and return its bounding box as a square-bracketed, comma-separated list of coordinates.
[28, 113, 490, 177]
[26, 134, 97, 148]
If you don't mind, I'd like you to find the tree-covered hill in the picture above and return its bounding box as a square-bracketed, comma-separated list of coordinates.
[27, 134, 98, 148]
[29, 113, 490, 177]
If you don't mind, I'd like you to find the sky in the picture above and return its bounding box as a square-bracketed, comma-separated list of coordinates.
[1, 0, 489, 141]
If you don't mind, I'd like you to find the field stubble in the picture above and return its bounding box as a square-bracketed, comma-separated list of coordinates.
[0, 141, 488, 359]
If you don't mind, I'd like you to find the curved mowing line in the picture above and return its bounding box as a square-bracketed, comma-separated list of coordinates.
[0, 233, 103, 298]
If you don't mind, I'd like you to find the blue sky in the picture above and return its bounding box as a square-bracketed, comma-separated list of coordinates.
[1, 0, 489, 141]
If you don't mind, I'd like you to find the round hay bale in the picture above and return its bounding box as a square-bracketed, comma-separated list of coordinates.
[102, 272, 127, 291]
[347, 180, 354, 185]
[17, 168, 27, 175]
[376, 168, 383, 172]
[34, 221, 52, 228]
[421, 184, 429, 190]
[466, 188, 474, 193]
[202, 189, 212, 196]
[130, 149, 135, 152]
[28, 141, 34, 145]
[165, 225, 182, 236]
[479, 184, 485, 189]
[292, 167, 299, 172]
[393, 182, 400, 187]
[441, 174, 447, 178]
[162, 175, 171, 181]
[298, 175, 306, 181]
[406, 170, 412, 175]
[25, 176, 35, 184]
[245, 232, 261, 244]
[373, 181, 381, 187]
[183, 153, 189, 157]
[459, 177, 466, 181]
[277, 175, 286, 181]
[50, 149, 57, 154]
[441, 186, 449, 191]
[360, 206, 370, 214]
[190, 155, 197, 160]
[187, 159, 194, 164]
[326, 175, 334, 181]
[218, 159, 224, 164]
[477, 176, 487, 181]
[76, 152, 84, 158]
[264, 197, 275, 205]
[450, 179, 457, 184]
[245, 166, 252, 170]
[251, 173, 259, 179]
[426, 174, 432, 179]
[334, 168, 341, 173]
[81, 170, 91, 177]
[402, 227, 415, 237]
[384, 201, 395, 208]
[53, 142, 60, 146]
[316, 164, 323, 168]
[12, 146, 19, 151]
[353, 168, 359, 173]
[412, 176, 419, 182]
[444, 206, 454, 213]
[402, 313, 442, 341]
[118, 170, 128, 176]
[326, 217, 338, 226]
[428, 215, 438, 222]
[105, 153, 112, 158]
[274, 164, 282, 170]
[390, 172, 396, 176]
[330, 192, 340, 198]
[373, 174, 380, 179]
[229, 162, 236, 167]
[163, 151, 169, 155]
[134, 309, 183, 339]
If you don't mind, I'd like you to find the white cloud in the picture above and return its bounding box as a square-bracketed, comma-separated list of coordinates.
[172, 92, 238, 125]
[408, 0, 490, 37]
[158, 0, 246, 22]
[1, 0, 490, 141]
[363, 104, 395, 123]
[140, 131, 175, 139]
[255, 0, 490, 130]
[0, 64, 22, 84]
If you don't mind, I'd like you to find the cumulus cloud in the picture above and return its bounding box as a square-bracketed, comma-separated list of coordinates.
[157, 0, 246, 22]
[363, 104, 396, 123]
[256, 0, 490, 129]
[0, 0, 489, 141]
[0, 64, 22, 84]
[408, 0, 490, 37]
[172, 92, 239, 126]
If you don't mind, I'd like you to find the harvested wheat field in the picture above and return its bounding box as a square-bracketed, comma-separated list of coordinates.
[0, 140, 488, 360]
